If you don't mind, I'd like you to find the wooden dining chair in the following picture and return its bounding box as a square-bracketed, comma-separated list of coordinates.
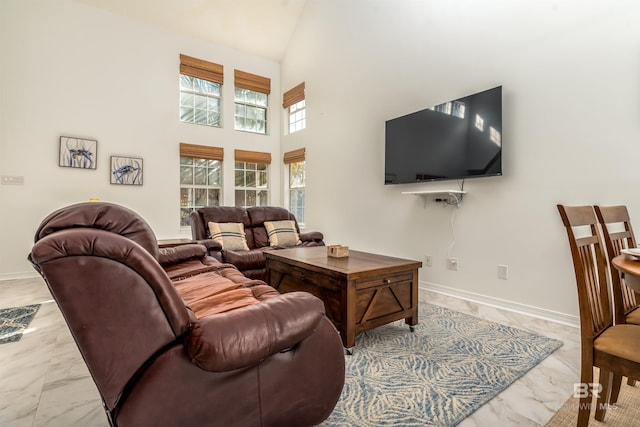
[594, 205, 640, 326]
[557, 205, 640, 427]
[595, 205, 640, 390]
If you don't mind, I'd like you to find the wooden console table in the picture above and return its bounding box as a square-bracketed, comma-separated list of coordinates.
[265, 246, 422, 353]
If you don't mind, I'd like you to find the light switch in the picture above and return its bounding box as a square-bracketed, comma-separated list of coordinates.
[1, 175, 24, 185]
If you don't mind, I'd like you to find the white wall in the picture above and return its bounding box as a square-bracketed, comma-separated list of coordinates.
[281, 0, 640, 321]
[5, 0, 640, 323]
[0, 0, 281, 278]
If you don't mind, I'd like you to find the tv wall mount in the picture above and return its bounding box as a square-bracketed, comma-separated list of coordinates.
[402, 190, 466, 207]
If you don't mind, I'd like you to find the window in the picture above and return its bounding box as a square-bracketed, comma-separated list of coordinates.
[289, 100, 306, 134]
[180, 76, 221, 126]
[284, 148, 306, 224]
[283, 82, 306, 134]
[474, 114, 484, 131]
[234, 149, 271, 207]
[179, 143, 223, 227]
[179, 54, 224, 127]
[234, 88, 267, 134]
[234, 70, 271, 134]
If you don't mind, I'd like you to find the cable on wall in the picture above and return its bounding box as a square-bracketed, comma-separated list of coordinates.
[446, 179, 463, 258]
[447, 204, 457, 260]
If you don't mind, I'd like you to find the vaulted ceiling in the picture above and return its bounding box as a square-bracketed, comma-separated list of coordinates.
[76, 0, 307, 61]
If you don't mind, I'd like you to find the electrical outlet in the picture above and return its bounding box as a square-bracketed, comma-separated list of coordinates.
[498, 264, 508, 280]
[424, 255, 432, 267]
[447, 257, 458, 271]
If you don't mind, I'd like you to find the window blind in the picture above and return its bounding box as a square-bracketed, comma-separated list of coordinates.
[283, 82, 305, 109]
[235, 149, 272, 164]
[180, 54, 224, 85]
[234, 70, 271, 94]
[179, 143, 224, 161]
[283, 148, 305, 164]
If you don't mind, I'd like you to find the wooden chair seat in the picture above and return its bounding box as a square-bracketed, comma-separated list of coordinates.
[594, 324, 640, 361]
[627, 308, 640, 325]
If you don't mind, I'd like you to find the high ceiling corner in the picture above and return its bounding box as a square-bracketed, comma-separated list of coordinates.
[76, 0, 307, 62]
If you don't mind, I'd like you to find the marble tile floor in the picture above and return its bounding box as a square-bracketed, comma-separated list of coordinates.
[0, 277, 581, 427]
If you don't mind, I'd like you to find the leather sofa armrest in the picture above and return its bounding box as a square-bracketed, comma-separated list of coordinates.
[300, 231, 324, 243]
[158, 244, 207, 266]
[194, 238, 222, 252]
[223, 248, 266, 271]
[186, 292, 326, 372]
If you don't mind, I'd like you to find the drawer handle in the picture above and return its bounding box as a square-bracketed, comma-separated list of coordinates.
[384, 279, 392, 284]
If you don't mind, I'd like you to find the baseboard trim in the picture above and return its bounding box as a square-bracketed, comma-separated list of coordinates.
[420, 281, 579, 328]
[0, 271, 39, 282]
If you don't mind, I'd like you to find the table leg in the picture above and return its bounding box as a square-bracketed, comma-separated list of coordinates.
[342, 280, 357, 349]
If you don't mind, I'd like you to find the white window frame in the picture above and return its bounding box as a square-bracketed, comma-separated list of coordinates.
[180, 156, 223, 227]
[179, 75, 222, 127]
[234, 88, 268, 134]
[234, 161, 269, 207]
[287, 160, 306, 226]
[289, 100, 306, 134]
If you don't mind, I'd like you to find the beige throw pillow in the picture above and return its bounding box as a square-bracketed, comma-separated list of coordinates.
[207, 222, 250, 251]
[264, 220, 301, 247]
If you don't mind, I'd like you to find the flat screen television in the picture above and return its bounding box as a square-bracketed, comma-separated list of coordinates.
[384, 86, 502, 185]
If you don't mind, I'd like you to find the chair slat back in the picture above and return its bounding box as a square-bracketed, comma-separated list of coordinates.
[558, 205, 613, 339]
[594, 205, 639, 318]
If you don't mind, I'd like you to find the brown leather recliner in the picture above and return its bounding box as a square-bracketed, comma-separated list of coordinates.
[190, 206, 325, 280]
[28, 202, 345, 427]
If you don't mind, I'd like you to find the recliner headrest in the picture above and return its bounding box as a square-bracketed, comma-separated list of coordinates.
[33, 202, 159, 259]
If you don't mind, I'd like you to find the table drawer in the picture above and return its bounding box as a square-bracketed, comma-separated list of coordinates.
[269, 261, 341, 292]
[287, 267, 340, 291]
[355, 272, 414, 290]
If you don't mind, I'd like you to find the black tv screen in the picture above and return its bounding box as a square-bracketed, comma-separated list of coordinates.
[385, 86, 502, 185]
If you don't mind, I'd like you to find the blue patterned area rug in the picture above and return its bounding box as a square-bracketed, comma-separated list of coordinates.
[0, 304, 41, 344]
[322, 303, 563, 427]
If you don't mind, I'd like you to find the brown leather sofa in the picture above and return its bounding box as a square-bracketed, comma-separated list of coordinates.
[28, 202, 344, 427]
[190, 206, 324, 280]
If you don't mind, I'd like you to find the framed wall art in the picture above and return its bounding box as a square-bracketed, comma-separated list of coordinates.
[59, 136, 97, 169]
[110, 156, 143, 186]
